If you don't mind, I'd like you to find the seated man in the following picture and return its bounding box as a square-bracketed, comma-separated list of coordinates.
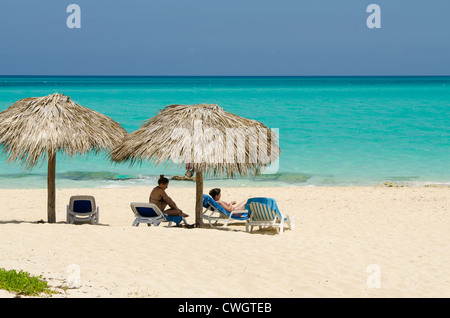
[150, 175, 189, 218]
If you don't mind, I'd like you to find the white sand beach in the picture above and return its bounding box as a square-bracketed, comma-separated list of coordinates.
[0, 186, 449, 298]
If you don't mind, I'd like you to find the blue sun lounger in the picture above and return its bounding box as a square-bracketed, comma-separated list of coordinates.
[202, 194, 249, 228]
[130, 202, 185, 227]
[244, 197, 294, 234]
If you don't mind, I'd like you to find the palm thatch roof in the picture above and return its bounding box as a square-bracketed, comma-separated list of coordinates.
[0, 92, 127, 223]
[110, 104, 279, 177]
[0, 93, 127, 169]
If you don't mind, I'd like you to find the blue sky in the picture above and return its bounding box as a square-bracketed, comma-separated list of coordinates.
[0, 0, 449, 76]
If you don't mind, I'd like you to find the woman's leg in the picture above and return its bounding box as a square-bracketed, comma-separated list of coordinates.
[234, 200, 248, 211]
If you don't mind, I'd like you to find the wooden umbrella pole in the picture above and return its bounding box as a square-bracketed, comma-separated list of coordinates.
[195, 170, 203, 228]
[47, 152, 56, 223]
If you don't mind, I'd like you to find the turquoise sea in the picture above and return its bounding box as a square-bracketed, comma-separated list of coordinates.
[0, 76, 449, 188]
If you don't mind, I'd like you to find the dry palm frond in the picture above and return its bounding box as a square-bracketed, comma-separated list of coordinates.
[110, 104, 280, 177]
[0, 93, 127, 169]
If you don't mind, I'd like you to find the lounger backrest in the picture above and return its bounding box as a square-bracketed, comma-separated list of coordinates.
[245, 197, 281, 221]
[69, 195, 96, 213]
[202, 194, 230, 216]
[73, 200, 93, 213]
[130, 202, 166, 220]
[248, 202, 278, 221]
[135, 206, 158, 218]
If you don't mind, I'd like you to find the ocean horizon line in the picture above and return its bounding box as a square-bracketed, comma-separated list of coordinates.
[1, 75, 450, 78]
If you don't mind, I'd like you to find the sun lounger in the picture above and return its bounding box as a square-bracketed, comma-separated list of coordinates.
[245, 197, 294, 234]
[66, 195, 99, 225]
[202, 194, 248, 228]
[130, 202, 186, 227]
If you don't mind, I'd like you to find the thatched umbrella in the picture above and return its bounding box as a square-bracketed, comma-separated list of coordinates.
[110, 104, 280, 227]
[0, 93, 127, 223]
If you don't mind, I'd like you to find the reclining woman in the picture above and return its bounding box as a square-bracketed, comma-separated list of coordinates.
[209, 188, 248, 215]
[150, 175, 189, 218]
